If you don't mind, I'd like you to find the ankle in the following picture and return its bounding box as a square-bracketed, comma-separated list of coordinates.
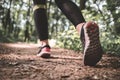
[40, 40, 49, 46]
[76, 22, 85, 34]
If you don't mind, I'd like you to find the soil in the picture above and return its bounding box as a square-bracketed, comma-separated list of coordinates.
[0, 43, 120, 80]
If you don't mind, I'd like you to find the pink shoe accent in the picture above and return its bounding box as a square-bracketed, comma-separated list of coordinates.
[41, 47, 51, 53]
[37, 45, 51, 58]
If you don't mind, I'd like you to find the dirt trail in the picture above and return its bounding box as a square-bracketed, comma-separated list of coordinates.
[0, 43, 120, 80]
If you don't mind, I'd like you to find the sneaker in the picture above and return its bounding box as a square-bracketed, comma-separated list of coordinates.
[37, 45, 51, 58]
[80, 21, 103, 66]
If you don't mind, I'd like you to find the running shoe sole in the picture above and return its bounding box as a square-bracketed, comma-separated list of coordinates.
[83, 22, 103, 66]
[37, 53, 50, 58]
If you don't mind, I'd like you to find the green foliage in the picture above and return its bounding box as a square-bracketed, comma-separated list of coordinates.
[100, 30, 120, 55]
[56, 26, 120, 55]
[56, 26, 82, 51]
[0, 0, 120, 55]
[0, 0, 37, 43]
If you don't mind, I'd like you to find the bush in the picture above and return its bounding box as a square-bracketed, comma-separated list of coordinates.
[56, 26, 120, 56]
[100, 31, 120, 55]
[56, 26, 82, 51]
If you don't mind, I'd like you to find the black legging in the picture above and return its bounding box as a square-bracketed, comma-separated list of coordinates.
[33, 0, 85, 40]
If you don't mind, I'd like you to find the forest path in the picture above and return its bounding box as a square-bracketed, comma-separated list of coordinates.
[0, 43, 120, 80]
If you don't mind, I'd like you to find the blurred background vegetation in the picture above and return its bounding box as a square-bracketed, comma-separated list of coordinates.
[0, 0, 120, 55]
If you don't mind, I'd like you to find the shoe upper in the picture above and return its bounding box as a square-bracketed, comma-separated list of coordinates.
[37, 45, 51, 58]
[38, 45, 51, 54]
